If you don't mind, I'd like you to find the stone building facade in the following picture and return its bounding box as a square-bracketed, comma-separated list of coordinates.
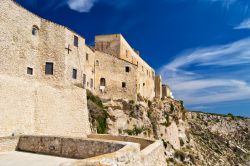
[0, 0, 171, 137]
[95, 34, 156, 100]
[162, 84, 174, 99]
[155, 75, 162, 99]
[0, 0, 91, 137]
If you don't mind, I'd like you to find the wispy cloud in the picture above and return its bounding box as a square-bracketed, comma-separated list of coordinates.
[234, 19, 250, 29]
[159, 38, 250, 107]
[210, 0, 237, 8]
[67, 0, 97, 12]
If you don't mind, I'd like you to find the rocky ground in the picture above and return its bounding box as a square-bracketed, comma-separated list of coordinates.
[87, 91, 250, 166]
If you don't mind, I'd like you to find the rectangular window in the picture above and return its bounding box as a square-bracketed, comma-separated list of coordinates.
[45, 62, 53, 75]
[125, 66, 130, 72]
[83, 74, 86, 88]
[73, 69, 77, 79]
[86, 53, 89, 61]
[74, 35, 78, 47]
[122, 82, 126, 88]
[90, 79, 93, 88]
[27, 67, 33, 75]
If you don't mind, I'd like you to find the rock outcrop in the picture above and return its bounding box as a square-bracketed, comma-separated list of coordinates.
[88, 92, 250, 166]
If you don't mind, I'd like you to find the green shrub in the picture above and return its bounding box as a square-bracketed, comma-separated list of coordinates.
[96, 109, 108, 134]
[87, 91, 107, 134]
[123, 126, 145, 136]
[87, 90, 103, 108]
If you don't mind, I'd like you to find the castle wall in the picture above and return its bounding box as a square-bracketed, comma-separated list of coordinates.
[94, 51, 137, 101]
[155, 75, 162, 99]
[0, 0, 90, 137]
[84, 46, 95, 92]
[95, 34, 156, 100]
[162, 84, 172, 98]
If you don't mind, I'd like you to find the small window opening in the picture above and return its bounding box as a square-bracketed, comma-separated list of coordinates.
[74, 35, 78, 47]
[45, 62, 53, 75]
[100, 78, 106, 86]
[73, 69, 77, 79]
[90, 79, 93, 88]
[86, 53, 89, 61]
[83, 74, 86, 88]
[32, 25, 39, 36]
[96, 60, 99, 66]
[143, 83, 145, 86]
[122, 82, 126, 88]
[125, 66, 130, 72]
[27, 67, 33, 75]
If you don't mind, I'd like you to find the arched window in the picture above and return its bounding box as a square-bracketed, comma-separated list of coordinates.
[32, 25, 39, 36]
[96, 60, 99, 66]
[100, 78, 106, 86]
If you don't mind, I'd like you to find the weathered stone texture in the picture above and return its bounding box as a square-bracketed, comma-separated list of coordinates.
[0, 0, 90, 137]
[94, 51, 138, 101]
[155, 75, 162, 99]
[95, 34, 156, 100]
[17, 136, 125, 159]
[0, 137, 19, 152]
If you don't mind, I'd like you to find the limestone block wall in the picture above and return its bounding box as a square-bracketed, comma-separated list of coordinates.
[83, 46, 95, 92]
[87, 134, 166, 166]
[162, 84, 172, 98]
[0, 75, 90, 137]
[0, 137, 19, 152]
[94, 51, 137, 101]
[64, 29, 86, 87]
[0, 76, 36, 136]
[88, 134, 154, 150]
[155, 75, 162, 99]
[95, 34, 156, 100]
[0, 0, 91, 137]
[17, 136, 125, 159]
[95, 34, 121, 58]
[34, 83, 90, 137]
[141, 140, 166, 166]
[0, 0, 41, 78]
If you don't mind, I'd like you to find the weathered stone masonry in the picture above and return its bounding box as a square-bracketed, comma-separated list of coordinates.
[0, 0, 172, 138]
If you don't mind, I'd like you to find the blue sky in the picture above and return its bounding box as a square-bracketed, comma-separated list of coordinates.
[16, 0, 250, 117]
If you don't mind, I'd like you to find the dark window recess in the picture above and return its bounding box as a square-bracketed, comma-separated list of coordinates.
[100, 78, 106, 86]
[74, 35, 78, 47]
[90, 79, 93, 88]
[27, 67, 33, 75]
[125, 66, 130, 72]
[72, 69, 77, 79]
[86, 53, 89, 61]
[32, 25, 39, 36]
[83, 74, 86, 88]
[45, 62, 53, 75]
[143, 83, 145, 86]
[96, 60, 99, 66]
[122, 82, 126, 88]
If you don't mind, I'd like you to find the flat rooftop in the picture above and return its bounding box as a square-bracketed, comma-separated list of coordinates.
[0, 151, 75, 166]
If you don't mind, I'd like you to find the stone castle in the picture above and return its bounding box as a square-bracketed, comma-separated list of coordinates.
[0, 1, 171, 165]
[0, 0, 172, 138]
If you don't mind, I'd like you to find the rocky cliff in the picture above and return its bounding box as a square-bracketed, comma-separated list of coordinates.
[87, 91, 250, 166]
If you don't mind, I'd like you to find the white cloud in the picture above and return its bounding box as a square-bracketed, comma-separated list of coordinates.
[235, 19, 250, 29]
[159, 38, 250, 106]
[67, 0, 97, 12]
